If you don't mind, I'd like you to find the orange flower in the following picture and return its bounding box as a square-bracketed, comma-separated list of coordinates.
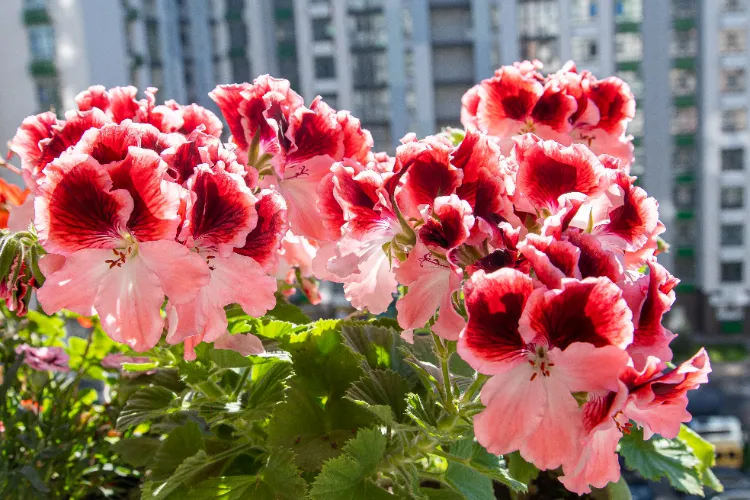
[0, 178, 29, 229]
[20, 399, 40, 414]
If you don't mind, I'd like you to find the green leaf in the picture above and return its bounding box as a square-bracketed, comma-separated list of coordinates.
[506, 451, 539, 486]
[418, 488, 464, 500]
[619, 427, 703, 495]
[244, 361, 292, 410]
[346, 369, 412, 423]
[188, 476, 255, 500]
[122, 361, 159, 372]
[19, 465, 50, 493]
[266, 300, 311, 324]
[188, 449, 307, 499]
[309, 428, 389, 500]
[143, 450, 224, 500]
[603, 476, 633, 500]
[266, 382, 374, 471]
[112, 437, 162, 467]
[443, 438, 526, 495]
[678, 425, 723, 492]
[26, 310, 66, 339]
[341, 322, 401, 371]
[116, 386, 177, 430]
[210, 348, 255, 369]
[150, 420, 205, 481]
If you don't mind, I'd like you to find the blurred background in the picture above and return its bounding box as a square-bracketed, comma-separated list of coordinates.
[0, 0, 748, 497]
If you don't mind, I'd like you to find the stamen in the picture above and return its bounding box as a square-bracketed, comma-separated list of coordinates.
[529, 372, 538, 381]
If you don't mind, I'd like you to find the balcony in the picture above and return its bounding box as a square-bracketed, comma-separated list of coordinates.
[23, 8, 50, 25]
[29, 59, 57, 77]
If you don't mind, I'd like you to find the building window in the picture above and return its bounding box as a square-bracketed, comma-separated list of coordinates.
[231, 57, 250, 83]
[674, 146, 697, 174]
[313, 18, 334, 41]
[315, 56, 336, 79]
[518, 0, 560, 37]
[319, 93, 338, 109]
[572, 0, 598, 22]
[349, 13, 385, 47]
[521, 39, 560, 71]
[722, 67, 746, 93]
[227, 20, 247, 49]
[722, 148, 744, 171]
[615, 0, 643, 22]
[674, 255, 696, 282]
[28, 25, 55, 61]
[721, 186, 744, 209]
[354, 89, 389, 121]
[615, 33, 642, 62]
[671, 29, 697, 58]
[725, 0, 745, 11]
[352, 52, 388, 87]
[721, 224, 744, 246]
[673, 183, 695, 209]
[672, 0, 697, 18]
[671, 107, 697, 134]
[673, 219, 696, 246]
[670, 68, 696, 96]
[573, 37, 598, 62]
[723, 109, 747, 132]
[24, 0, 46, 9]
[35, 76, 59, 112]
[721, 261, 744, 283]
[720, 29, 746, 54]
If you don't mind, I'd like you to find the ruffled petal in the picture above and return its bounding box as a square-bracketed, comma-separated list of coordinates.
[553, 343, 630, 394]
[474, 365, 546, 456]
[95, 255, 166, 351]
[513, 133, 606, 212]
[519, 277, 633, 349]
[36, 248, 111, 316]
[418, 195, 474, 250]
[457, 269, 533, 375]
[183, 165, 257, 256]
[35, 154, 132, 255]
[107, 147, 182, 241]
[234, 189, 288, 270]
[138, 239, 210, 305]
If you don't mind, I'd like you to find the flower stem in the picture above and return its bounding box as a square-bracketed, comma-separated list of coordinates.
[231, 366, 252, 401]
[432, 333, 455, 413]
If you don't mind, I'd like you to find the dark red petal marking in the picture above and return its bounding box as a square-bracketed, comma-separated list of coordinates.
[37, 155, 131, 253]
[186, 167, 256, 250]
[107, 148, 179, 241]
[521, 278, 633, 350]
[462, 269, 533, 364]
[234, 189, 288, 269]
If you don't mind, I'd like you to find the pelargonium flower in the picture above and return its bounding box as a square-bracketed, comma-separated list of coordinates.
[458, 269, 632, 470]
[461, 60, 635, 167]
[35, 149, 210, 351]
[10, 86, 220, 192]
[166, 164, 278, 354]
[211, 77, 373, 242]
[15, 344, 70, 372]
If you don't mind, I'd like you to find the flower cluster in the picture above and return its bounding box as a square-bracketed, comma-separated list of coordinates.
[9, 86, 284, 356]
[461, 60, 635, 168]
[6, 61, 711, 495]
[294, 62, 705, 494]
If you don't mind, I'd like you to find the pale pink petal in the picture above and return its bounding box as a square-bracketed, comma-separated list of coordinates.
[523, 375, 583, 470]
[559, 425, 622, 494]
[36, 248, 111, 316]
[474, 364, 545, 456]
[553, 343, 630, 394]
[94, 256, 165, 351]
[213, 332, 265, 356]
[138, 240, 210, 305]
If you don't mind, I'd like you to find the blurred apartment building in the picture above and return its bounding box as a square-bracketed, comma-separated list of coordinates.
[1, 0, 749, 337]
